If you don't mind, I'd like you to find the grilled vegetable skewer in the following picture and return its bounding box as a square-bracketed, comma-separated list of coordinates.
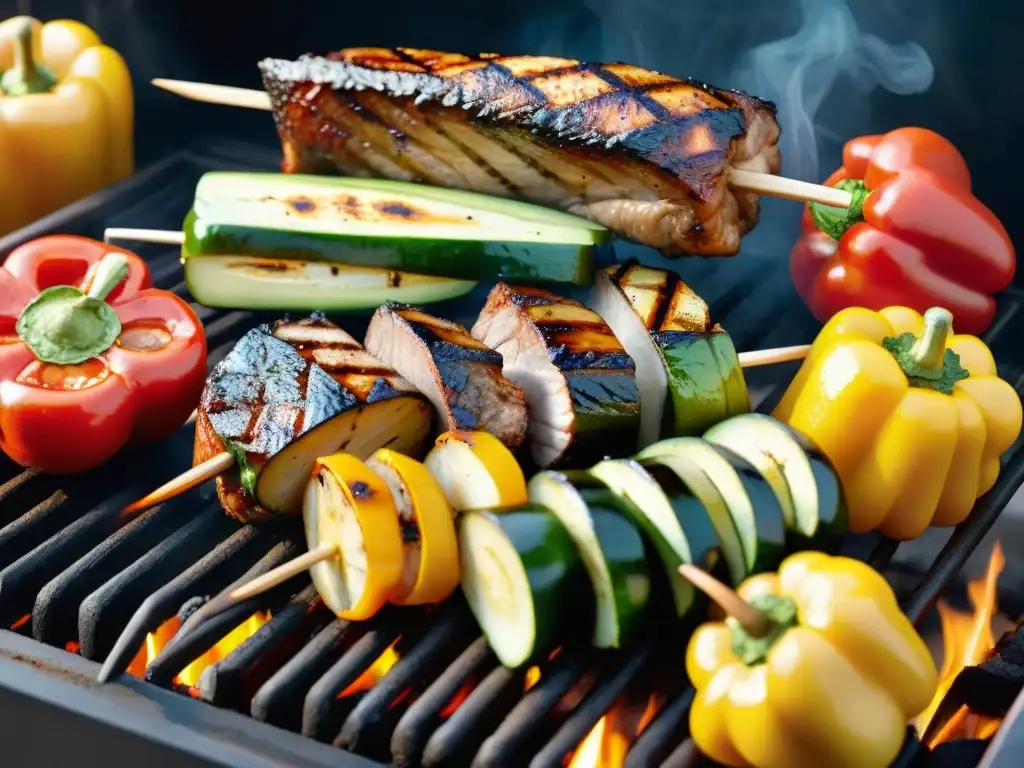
[151, 75, 857, 214]
[473, 283, 640, 468]
[118, 332, 809, 519]
[365, 302, 530, 450]
[591, 261, 749, 448]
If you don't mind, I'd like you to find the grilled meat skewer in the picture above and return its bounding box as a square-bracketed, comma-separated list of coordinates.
[472, 283, 640, 467]
[196, 316, 432, 522]
[364, 302, 530, 449]
[260, 48, 781, 256]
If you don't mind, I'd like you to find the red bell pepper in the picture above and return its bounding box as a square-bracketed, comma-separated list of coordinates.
[790, 127, 1015, 335]
[0, 235, 207, 474]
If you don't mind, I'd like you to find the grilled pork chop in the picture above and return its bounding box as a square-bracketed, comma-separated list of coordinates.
[472, 283, 640, 467]
[259, 49, 780, 256]
[364, 302, 529, 448]
[195, 316, 431, 523]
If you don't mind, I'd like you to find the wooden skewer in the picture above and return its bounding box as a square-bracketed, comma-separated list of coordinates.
[149, 78, 855, 210]
[227, 543, 338, 602]
[121, 450, 234, 516]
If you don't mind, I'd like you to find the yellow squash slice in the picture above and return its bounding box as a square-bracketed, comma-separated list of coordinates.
[365, 449, 460, 606]
[304, 453, 404, 620]
[423, 430, 528, 511]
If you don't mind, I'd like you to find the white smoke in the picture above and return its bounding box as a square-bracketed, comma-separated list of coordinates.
[731, 0, 935, 182]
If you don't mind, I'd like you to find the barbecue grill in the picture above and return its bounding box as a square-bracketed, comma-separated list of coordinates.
[2, 139, 1024, 768]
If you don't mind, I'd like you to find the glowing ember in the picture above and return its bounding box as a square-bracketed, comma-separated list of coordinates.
[127, 611, 269, 686]
[916, 542, 1005, 746]
[338, 644, 400, 698]
[525, 665, 541, 691]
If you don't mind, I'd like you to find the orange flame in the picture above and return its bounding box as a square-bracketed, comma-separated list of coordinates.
[916, 542, 1006, 746]
[127, 611, 269, 687]
[338, 644, 400, 698]
[567, 694, 662, 768]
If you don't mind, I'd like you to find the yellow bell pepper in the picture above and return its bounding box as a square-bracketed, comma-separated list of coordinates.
[772, 305, 1022, 539]
[0, 16, 133, 235]
[685, 552, 938, 768]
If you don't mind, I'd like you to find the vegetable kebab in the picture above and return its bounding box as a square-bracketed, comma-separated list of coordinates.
[105, 411, 848, 681]
[118, 279, 809, 519]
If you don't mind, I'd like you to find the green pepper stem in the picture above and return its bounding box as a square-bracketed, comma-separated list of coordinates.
[678, 564, 768, 638]
[910, 307, 954, 374]
[85, 253, 130, 301]
[1, 18, 58, 96]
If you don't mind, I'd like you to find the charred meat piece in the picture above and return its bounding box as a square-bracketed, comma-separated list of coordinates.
[472, 283, 640, 468]
[195, 315, 432, 523]
[259, 49, 781, 256]
[364, 302, 529, 449]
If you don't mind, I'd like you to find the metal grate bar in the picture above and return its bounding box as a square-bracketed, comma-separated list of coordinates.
[337, 603, 476, 760]
[252, 618, 359, 731]
[392, 637, 497, 768]
[472, 650, 595, 768]
[79, 507, 240, 659]
[198, 584, 332, 708]
[145, 536, 307, 686]
[302, 612, 404, 742]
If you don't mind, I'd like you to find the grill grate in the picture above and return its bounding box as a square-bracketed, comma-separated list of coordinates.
[0, 140, 1022, 768]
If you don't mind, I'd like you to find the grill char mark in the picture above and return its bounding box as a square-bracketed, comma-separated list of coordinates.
[260, 48, 781, 256]
[194, 315, 418, 523]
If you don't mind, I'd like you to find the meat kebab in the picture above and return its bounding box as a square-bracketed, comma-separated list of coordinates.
[260, 48, 781, 256]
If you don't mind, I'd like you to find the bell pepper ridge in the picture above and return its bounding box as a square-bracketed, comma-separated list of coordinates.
[0, 17, 56, 95]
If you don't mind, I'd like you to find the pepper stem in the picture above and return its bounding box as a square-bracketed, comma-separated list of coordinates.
[85, 253, 130, 301]
[678, 564, 769, 638]
[910, 307, 954, 375]
[0, 18, 58, 96]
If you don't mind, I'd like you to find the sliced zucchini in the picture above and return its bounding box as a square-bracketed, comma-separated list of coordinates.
[365, 449, 460, 606]
[588, 262, 750, 448]
[186, 173, 614, 285]
[527, 470, 650, 648]
[183, 254, 476, 312]
[633, 453, 746, 586]
[459, 504, 582, 668]
[423, 430, 528, 512]
[304, 453, 404, 620]
[587, 458, 722, 618]
[636, 438, 786, 575]
[703, 414, 847, 546]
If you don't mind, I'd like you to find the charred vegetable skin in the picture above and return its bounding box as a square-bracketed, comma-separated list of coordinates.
[0, 236, 205, 473]
[791, 128, 1015, 335]
[260, 48, 780, 256]
[365, 302, 529, 450]
[472, 283, 640, 468]
[591, 261, 749, 447]
[687, 552, 937, 768]
[774, 306, 1022, 538]
[184, 172, 609, 287]
[196, 315, 432, 522]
